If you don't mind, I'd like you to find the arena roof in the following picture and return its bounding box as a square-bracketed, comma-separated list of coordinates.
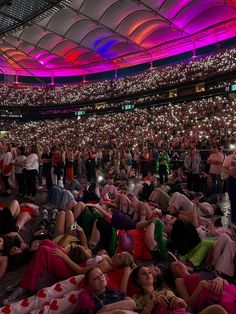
[0, 0, 236, 77]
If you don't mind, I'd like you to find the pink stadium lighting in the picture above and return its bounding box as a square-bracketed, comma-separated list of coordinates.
[0, 0, 235, 77]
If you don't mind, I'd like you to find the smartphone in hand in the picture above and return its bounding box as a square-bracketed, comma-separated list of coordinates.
[71, 222, 78, 230]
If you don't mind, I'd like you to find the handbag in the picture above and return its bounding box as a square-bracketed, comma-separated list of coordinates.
[119, 231, 134, 254]
[3, 163, 13, 175]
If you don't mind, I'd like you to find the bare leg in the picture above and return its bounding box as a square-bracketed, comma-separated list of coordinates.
[89, 220, 100, 249]
[72, 201, 86, 220]
[149, 188, 170, 211]
[15, 212, 31, 231]
[145, 222, 157, 250]
[65, 210, 74, 230]
[8, 200, 20, 218]
[149, 188, 159, 202]
[66, 199, 77, 212]
[0, 256, 8, 280]
[54, 211, 65, 236]
[138, 202, 153, 222]
[199, 305, 227, 314]
[136, 219, 152, 229]
[117, 194, 130, 213]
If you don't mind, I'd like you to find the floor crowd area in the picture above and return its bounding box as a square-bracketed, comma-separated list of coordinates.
[0, 133, 235, 314]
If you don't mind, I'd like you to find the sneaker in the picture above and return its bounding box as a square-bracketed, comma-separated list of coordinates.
[3, 287, 27, 305]
[51, 209, 58, 220]
[42, 209, 49, 220]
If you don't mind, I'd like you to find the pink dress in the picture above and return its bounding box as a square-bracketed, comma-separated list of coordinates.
[183, 273, 236, 314]
[20, 240, 75, 293]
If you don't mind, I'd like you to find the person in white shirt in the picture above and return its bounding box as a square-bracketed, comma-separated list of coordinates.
[222, 148, 236, 228]
[24, 144, 39, 201]
[207, 145, 224, 195]
[1, 143, 13, 196]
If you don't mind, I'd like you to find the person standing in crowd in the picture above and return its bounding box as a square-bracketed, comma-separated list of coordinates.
[184, 147, 201, 191]
[41, 145, 53, 191]
[85, 151, 96, 182]
[0, 143, 13, 196]
[24, 144, 39, 201]
[65, 146, 74, 183]
[222, 146, 236, 228]
[207, 145, 224, 197]
[158, 147, 169, 184]
[14, 146, 26, 197]
[140, 148, 149, 178]
[51, 144, 65, 187]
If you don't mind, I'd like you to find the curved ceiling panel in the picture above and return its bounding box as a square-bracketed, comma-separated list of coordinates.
[30, 49, 48, 59]
[0, 44, 15, 52]
[109, 42, 142, 58]
[69, 0, 85, 10]
[39, 54, 60, 66]
[52, 40, 78, 56]
[81, 0, 118, 21]
[38, 34, 64, 52]
[117, 10, 165, 36]
[100, 0, 141, 30]
[74, 52, 103, 66]
[166, 0, 193, 20]
[0, 0, 234, 77]
[159, 0, 193, 20]
[81, 28, 113, 49]
[4, 36, 20, 47]
[140, 0, 164, 11]
[47, 9, 80, 35]
[65, 47, 90, 62]
[173, 0, 225, 29]
[7, 53, 26, 61]
[46, 59, 74, 68]
[131, 20, 170, 44]
[18, 42, 35, 54]
[95, 36, 126, 57]
[20, 59, 45, 68]
[185, 6, 236, 33]
[142, 27, 183, 49]
[20, 25, 50, 45]
[66, 19, 98, 42]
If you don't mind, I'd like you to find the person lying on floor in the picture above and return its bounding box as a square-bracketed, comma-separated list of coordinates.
[75, 267, 136, 314]
[0, 199, 39, 234]
[3, 236, 134, 304]
[0, 266, 137, 314]
[170, 260, 235, 314]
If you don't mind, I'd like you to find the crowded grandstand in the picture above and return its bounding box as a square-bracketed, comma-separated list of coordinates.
[0, 1, 235, 314]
